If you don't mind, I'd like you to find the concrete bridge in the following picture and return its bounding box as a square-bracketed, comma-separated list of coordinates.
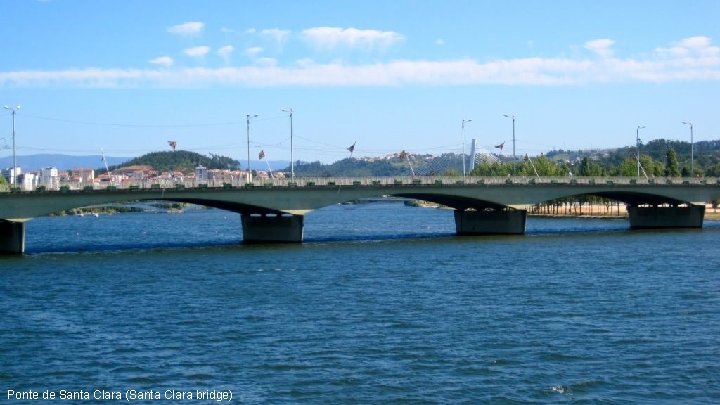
[1, 176, 719, 254]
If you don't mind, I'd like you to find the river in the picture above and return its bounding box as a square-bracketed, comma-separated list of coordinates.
[1, 203, 719, 403]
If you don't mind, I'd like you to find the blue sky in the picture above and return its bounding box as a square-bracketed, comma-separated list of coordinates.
[1, 0, 719, 165]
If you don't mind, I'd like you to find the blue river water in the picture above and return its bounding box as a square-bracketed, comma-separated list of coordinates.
[1, 203, 719, 403]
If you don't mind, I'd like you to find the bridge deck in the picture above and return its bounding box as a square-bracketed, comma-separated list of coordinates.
[2, 175, 719, 192]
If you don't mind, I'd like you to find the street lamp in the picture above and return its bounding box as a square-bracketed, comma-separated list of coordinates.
[461, 119, 472, 178]
[682, 121, 694, 176]
[4, 105, 20, 185]
[282, 108, 294, 181]
[246, 114, 258, 182]
[636, 125, 645, 178]
[503, 114, 516, 159]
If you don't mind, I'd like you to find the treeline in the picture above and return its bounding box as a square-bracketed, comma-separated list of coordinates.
[546, 139, 720, 177]
[470, 149, 690, 177]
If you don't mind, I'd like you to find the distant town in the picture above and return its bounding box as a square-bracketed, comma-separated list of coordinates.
[0, 164, 281, 192]
[1, 137, 720, 191]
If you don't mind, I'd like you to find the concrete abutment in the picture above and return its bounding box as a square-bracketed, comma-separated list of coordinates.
[241, 214, 304, 243]
[627, 205, 705, 229]
[0, 220, 26, 254]
[454, 209, 527, 235]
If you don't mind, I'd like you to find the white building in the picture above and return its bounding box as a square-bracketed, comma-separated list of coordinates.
[19, 173, 35, 191]
[195, 165, 207, 182]
[39, 167, 60, 190]
[2, 167, 21, 185]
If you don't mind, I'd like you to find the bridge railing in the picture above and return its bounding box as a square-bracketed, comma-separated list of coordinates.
[2, 175, 718, 193]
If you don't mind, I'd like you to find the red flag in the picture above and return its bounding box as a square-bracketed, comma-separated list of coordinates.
[258, 149, 265, 160]
[495, 141, 505, 150]
[168, 141, 177, 151]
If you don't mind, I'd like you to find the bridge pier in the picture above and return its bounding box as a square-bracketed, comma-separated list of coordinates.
[627, 205, 705, 229]
[241, 213, 304, 243]
[454, 208, 527, 235]
[0, 220, 26, 254]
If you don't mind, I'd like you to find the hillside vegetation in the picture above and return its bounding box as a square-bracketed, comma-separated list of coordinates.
[103, 151, 240, 174]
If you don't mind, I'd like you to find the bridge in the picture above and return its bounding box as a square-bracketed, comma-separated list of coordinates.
[1, 176, 719, 254]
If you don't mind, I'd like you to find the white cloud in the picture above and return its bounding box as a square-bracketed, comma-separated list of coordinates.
[218, 45, 234, 62]
[245, 46, 263, 57]
[434, 39, 446, 46]
[255, 57, 278, 67]
[184, 46, 211, 58]
[655, 36, 720, 59]
[302, 27, 404, 50]
[261, 28, 291, 45]
[2, 37, 719, 88]
[148, 56, 174, 67]
[585, 39, 615, 58]
[167, 21, 205, 36]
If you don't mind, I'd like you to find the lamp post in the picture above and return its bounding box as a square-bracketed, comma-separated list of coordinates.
[682, 121, 694, 176]
[282, 108, 294, 181]
[246, 114, 258, 182]
[461, 119, 472, 178]
[4, 105, 20, 185]
[636, 125, 645, 178]
[503, 114, 516, 159]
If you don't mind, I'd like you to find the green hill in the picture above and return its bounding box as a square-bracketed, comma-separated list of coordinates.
[103, 150, 240, 174]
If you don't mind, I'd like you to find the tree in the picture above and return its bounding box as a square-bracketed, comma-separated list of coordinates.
[578, 157, 604, 176]
[641, 155, 663, 177]
[612, 157, 638, 176]
[706, 162, 720, 177]
[664, 147, 680, 177]
[533, 155, 563, 176]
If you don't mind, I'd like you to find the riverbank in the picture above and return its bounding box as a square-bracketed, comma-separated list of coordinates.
[407, 200, 720, 220]
[528, 204, 720, 220]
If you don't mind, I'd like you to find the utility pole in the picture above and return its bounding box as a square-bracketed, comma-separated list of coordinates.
[461, 119, 472, 178]
[4, 105, 20, 185]
[683, 121, 694, 176]
[282, 108, 294, 180]
[504, 114, 516, 159]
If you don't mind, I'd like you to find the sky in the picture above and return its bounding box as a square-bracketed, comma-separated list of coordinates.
[1, 0, 719, 166]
